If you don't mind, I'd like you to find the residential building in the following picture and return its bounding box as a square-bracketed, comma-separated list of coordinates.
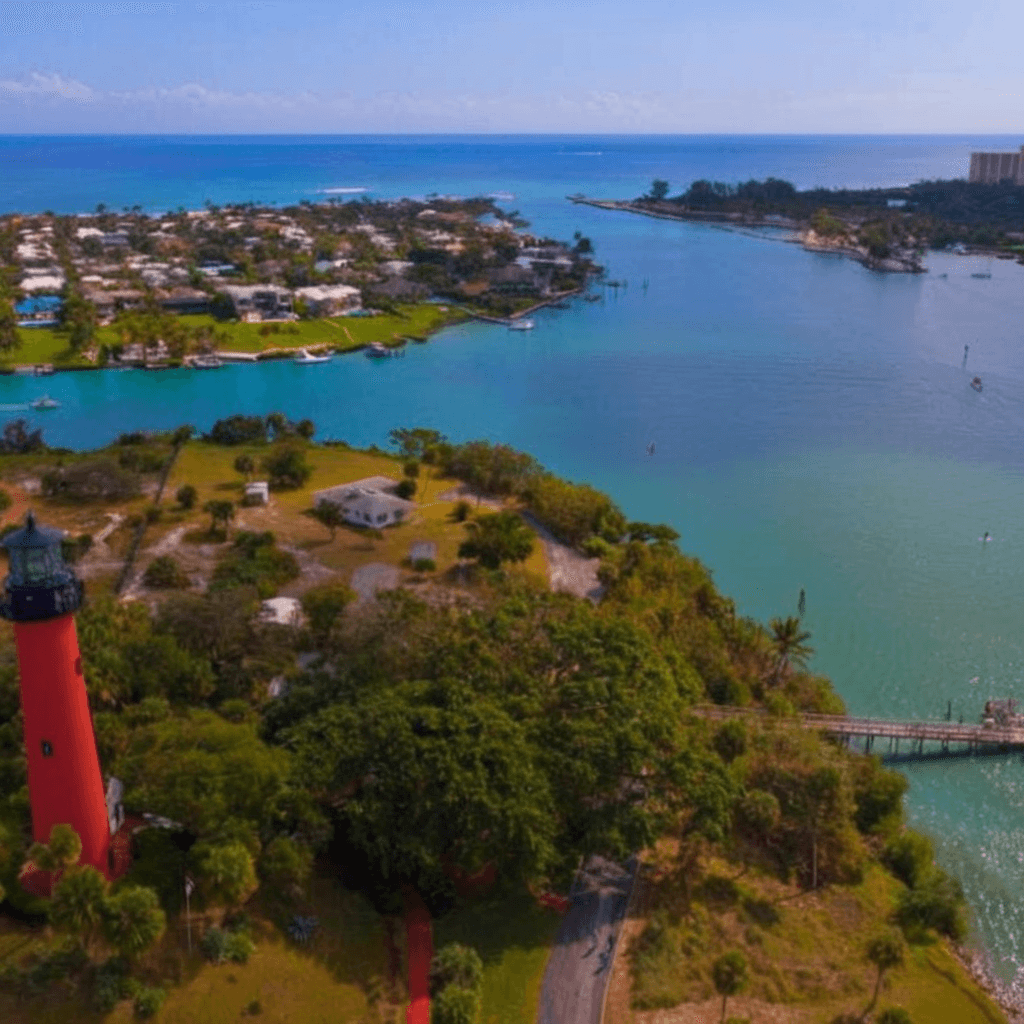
[969, 147, 1024, 184]
[313, 476, 417, 528]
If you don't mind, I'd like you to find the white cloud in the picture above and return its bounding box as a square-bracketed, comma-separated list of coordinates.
[0, 71, 95, 101]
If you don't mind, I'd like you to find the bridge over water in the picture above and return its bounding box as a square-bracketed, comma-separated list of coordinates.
[694, 705, 1024, 761]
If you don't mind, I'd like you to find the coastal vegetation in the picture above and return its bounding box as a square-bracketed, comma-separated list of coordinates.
[0, 424, 1004, 1023]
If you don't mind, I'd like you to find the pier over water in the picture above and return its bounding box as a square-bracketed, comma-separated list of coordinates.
[695, 706, 1024, 761]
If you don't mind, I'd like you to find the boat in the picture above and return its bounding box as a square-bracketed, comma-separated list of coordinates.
[293, 348, 332, 365]
[551, 301, 572, 310]
[33, 364, 54, 376]
[584, 294, 602, 303]
[508, 319, 535, 331]
[971, 377, 983, 392]
[365, 342, 391, 358]
[192, 355, 223, 370]
[30, 395, 60, 410]
[971, 272, 992, 279]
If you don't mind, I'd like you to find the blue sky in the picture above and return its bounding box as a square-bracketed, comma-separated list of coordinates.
[0, 0, 1021, 133]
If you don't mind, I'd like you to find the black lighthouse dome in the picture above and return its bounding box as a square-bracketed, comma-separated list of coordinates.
[0, 512, 83, 621]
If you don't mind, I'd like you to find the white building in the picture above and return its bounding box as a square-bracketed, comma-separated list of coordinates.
[293, 284, 361, 317]
[313, 476, 417, 528]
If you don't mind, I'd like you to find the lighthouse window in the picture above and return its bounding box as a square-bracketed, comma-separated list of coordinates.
[41, 740, 53, 757]
[9, 546, 62, 587]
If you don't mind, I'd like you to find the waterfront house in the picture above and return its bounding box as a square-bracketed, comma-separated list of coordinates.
[220, 284, 294, 321]
[293, 284, 361, 317]
[313, 476, 416, 528]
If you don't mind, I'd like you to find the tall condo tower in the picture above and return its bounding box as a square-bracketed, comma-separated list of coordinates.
[0, 513, 111, 895]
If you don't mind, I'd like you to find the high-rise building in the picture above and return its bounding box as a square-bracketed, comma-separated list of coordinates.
[969, 147, 1024, 185]
[0, 513, 123, 896]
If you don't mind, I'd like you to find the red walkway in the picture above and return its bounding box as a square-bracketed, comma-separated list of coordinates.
[403, 888, 433, 1024]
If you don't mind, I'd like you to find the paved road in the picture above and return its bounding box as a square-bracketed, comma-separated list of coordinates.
[537, 856, 635, 1024]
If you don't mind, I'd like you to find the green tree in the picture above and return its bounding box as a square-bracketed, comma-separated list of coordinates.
[58, 290, 98, 350]
[261, 446, 311, 490]
[310, 501, 345, 541]
[627, 522, 679, 545]
[388, 427, 448, 461]
[203, 499, 236, 537]
[115, 710, 299, 840]
[176, 484, 198, 510]
[258, 836, 312, 904]
[102, 884, 166, 959]
[194, 841, 259, 911]
[143, 555, 189, 590]
[458, 511, 534, 570]
[233, 454, 255, 481]
[865, 929, 905, 1012]
[711, 950, 747, 1024]
[49, 865, 108, 953]
[0, 296, 21, 353]
[28, 823, 82, 873]
[647, 179, 670, 201]
[769, 616, 814, 683]
[295, 418, 315, 440]
[300, 580, 356, 640]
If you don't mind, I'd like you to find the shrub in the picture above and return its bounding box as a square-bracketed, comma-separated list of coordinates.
[200, 927, 229, 964]
[0, 487, 11, 512]
[42, 458, 141, 501]
[134, 985, 167, 1018]
[91, 957, 133, 1012]
[895, 867, 967, 941]
[875, 1010, 913, 1024]
[259, 836, 313, 904]
[176, 484, 198, 509]
[429, 943, 484, 997]
[145, 505, 162, 525]
[395, 478, 416, 499]
[62, 533, 93, 564]
[452, 500, 471, 522]
[246, 999, 263, 1015]
[431, 984, 481, 1024]
[225, 931, 256, 964]
[882, 832, 934, 889]
[412, 558, 436, 572]
[143, 555, 189, 590]
[523, 474, 626, 546]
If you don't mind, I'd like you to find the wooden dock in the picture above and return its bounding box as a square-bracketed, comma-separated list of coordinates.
[694, 705, 1024, 759]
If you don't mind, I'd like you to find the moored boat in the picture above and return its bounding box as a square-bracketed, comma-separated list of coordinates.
[971, 376, 983, 392]
[365, 342, 391, 358]
[192, 355, 224, 369]
[30, 395, 60, 410]
[508, 319, 535, 331]
[294, 348, 332, 364]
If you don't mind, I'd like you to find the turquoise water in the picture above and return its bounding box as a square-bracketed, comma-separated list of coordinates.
[6, 135, 1024, 990]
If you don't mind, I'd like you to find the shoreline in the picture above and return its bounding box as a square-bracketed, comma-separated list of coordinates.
[569, 195, 930, 274]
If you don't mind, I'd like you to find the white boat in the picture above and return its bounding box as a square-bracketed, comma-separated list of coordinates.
[30, 395, 60, 410]
[293, 348, 332, 365]
[365, 342, 391, 358]
[192, 355, 223, 369]
[508, 319, 535, 331]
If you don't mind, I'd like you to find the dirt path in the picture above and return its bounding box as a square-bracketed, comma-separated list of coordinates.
[520, 513, 604, 602]
[537, 857, 635, 1024]
[436, 487, 604, 602]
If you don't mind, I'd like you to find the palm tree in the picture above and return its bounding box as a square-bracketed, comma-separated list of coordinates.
[769, 615, 814, 683]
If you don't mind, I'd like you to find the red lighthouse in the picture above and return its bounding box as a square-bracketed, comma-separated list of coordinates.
[0, 513, 112, 896]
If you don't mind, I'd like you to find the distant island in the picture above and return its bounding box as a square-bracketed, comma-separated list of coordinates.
[572, 176, 1024, 274]
[0, 197, 599, 371]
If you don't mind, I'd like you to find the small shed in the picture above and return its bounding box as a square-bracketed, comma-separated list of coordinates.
[260, 597, 302, 627]
[409, 541, 437, 563]
[245, 481, 270, 506]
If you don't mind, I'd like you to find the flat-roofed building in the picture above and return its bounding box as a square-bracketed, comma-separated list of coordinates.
[969, 147, 1024, 184]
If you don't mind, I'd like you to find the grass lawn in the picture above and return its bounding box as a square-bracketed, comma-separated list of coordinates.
[622, 854, 1007, 1024]
[0, 303, 464, 370]
[433, 893, 562, 1024]
[167, 441, 549, 591]
[0, 876, 390, 1024]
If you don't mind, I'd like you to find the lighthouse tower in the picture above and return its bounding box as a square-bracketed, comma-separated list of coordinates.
[0, 513, 111, 895]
